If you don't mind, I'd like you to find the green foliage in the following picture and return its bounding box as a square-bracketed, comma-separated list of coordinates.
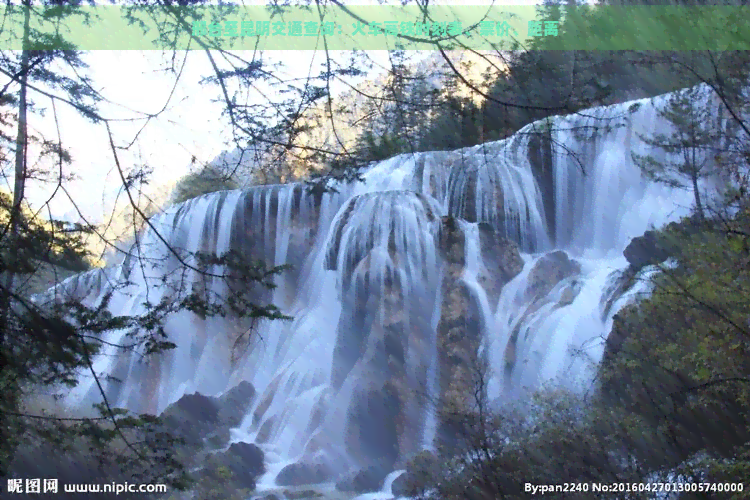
[357, 130, 410, 162]
[0, 190, 93, 273]
[419, 95, 484, 152]
[171, 166, 239, 205]
[600, 211, 750, 463]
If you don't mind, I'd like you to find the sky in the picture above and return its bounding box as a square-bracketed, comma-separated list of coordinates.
[1, 0, 547, 227]
[10, 49, 397, 223]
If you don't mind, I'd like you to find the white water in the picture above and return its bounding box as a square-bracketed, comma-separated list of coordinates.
[39, 85, 730, 497]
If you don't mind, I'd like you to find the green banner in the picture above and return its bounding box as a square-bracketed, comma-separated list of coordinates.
[0, 5, 748, 50]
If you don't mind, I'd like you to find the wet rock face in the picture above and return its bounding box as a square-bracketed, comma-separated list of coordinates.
[601, 267, 639, 320]
[526, 250, 581, 301]
[479, 223, 525, 281]
[602, 303, 641, 369]
[528, 129, 555, 242]
[345, 384, 400, 468]
[435, 217, 524, 451]
[478, 222, 525, 304]
[329, 259, 426, 471]
[439, 216, 465, 271]
[217, 381, 257, 428]
[501, 251, 583, 382]
[320, 191, 442, 478]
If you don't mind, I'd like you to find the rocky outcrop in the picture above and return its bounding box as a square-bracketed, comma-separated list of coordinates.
[160, 381, 257, 454]
[200, 442, 265, 489]
[601, 303, 641, 371]
[600, 267, 639, 321]
[526, 250, 581, 301]
[436, 217, 523, 451]
[160, 392, 221, 452]
[320, 192, 442, 481]
[156, 382, 263, 498]
[528, 125, 555, 242]
[7, 382, 261, 500]
[477, 222, 525, 304]
[623, 229, 672, 269]
[217, 381, 257, 427]
[623, 218, 705, 271]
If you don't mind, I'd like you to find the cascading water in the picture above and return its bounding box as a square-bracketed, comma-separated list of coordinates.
[39, 85, 729, 497]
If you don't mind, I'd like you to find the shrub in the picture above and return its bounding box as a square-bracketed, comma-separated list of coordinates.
[171, 167, 239, 205]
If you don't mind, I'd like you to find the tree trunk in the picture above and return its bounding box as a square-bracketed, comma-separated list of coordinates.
[688, 97, 705, 222]
[0, 1, 32, 478]
[0, 0, 31, 347]
[692, 171, 705, 221]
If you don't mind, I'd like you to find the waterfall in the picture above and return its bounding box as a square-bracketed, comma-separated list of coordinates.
[38, 85, 728, 495]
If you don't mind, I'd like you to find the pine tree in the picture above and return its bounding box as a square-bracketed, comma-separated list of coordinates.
[633, 86, 720, 220]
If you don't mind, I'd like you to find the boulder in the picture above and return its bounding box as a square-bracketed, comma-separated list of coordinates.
[159, 383, 256, 453]
[205, 426, 231, 450]
[335, 460, 392, 493]
[227, 442, 265, 477]
[283, 490, 324, 499]
[205, 442, 265, 489]
[526, 250, 581, 301]
[276, 461, 333, 486]
[163, 392, 220, 424]
[390, 473, 409, 497]
[623, 230, 672, 269]
[160, 392, 221, 448]
[558, 280, 581, 307]
[217, 381, 256, 428]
